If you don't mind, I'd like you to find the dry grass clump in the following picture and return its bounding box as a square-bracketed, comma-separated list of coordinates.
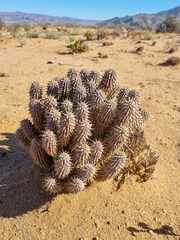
[16, 68, 158, 194]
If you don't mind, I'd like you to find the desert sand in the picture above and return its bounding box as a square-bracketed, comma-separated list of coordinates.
[0, 27, 180, 240]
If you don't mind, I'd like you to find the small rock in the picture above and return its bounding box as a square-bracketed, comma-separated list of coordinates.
[148, 230, 153, 234]
[132, 231, 137, 237]
[0, 152, 6, 157]
[0, 72, 10, 77]
[47, 60, 54, 64]
[136, 46, 144, 52]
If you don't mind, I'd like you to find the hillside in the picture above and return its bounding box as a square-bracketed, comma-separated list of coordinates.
[100, 6, 180, 27]
[1, 6, 180, 27]
[0, 11, 101, 25]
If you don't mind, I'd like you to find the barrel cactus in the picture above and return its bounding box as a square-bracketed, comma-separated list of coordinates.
[16, 69, 158, 194]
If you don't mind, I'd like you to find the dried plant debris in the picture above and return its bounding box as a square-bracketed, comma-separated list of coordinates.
[16, 68, 158, 194]
[117, 130, 158, 189]
[161, 56, 180, 66]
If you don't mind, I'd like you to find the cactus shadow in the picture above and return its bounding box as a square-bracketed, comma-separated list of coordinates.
[127, 222, 180, 236]
[0, 132, 54, 218]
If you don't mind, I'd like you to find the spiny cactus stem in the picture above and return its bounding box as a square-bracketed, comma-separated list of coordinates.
[123, 143, 134, 154]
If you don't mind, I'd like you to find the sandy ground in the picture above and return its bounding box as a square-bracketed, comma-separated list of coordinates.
[0, 29, 180, 240]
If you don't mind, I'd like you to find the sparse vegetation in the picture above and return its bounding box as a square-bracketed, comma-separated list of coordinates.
[26, 32, 40, 38]
[18, 40, 27, 47]
[0, 17, 5, 30]
[44, 31, 61, 40]
[84, 30, 94, 40]
[96, 28, 109, 40]
[67, 40, 89, 53]
[157, 16, 180, 33]
[162, 56, 180, 66]
[70, 27, 82, 36]
[144, 30, 156, 40]
[163, 40, 179, 53]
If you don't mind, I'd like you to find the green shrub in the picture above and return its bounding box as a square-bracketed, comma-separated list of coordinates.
[27, 32, 40, 38]
[67, 40, 89, 53]
[70, 27, 82, 35]
[84, 30, 94, 40]
[144, 31, 156, 40]
[18, 40, 27, 47]
[45, 31, 61, 39]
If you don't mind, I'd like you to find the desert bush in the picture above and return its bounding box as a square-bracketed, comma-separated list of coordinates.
[70, 27, 82, 35]
[96, 28, 109, 40]
[67, 40, 89, 53]
[0, 17, 5, 30]
[162, 56, 180, 66]
[7, 22, 21, 34]
[26, 32, 40, 38]
[44, 31, 61, 40]
[144, 30, 156, 40]
[84, 30, 95, 40]
[163, 40, 179, 53]
[69, 36, 76, 42]
[157, 16, 180, 33]
[18, 40, 27, 47]
[16, 69, 158, 194]
[41, 22, 51, 30]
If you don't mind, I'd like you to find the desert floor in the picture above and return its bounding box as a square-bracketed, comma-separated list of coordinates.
[0, 28, 180, 240]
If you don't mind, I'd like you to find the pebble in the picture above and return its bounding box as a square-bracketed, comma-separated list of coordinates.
[47, 60, 54, 64]
[132, 231, 137, 237]
[148, 230, 153, 234]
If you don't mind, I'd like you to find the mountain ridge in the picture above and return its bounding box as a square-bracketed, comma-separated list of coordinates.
[0, 11, 101, 25]
[99, 6, 180, 27]
[0, 6, 180, 27]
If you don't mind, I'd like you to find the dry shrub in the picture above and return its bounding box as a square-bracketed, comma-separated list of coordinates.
[117, 130, 158, 189]
[157, 16, 180, 33]
[163, 40, 180, 53]
[162, 56, 180, 66]
[96, 28, 109, 40]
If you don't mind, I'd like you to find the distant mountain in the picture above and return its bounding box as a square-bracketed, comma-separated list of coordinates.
[99, 6, 180, 28]
[1, 6, 180, 27]
[0, 11, 101, 25]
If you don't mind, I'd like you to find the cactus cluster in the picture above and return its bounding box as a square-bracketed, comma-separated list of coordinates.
[16, 69, 158, 194]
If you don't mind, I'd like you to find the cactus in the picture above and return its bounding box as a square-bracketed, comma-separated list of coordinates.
[73, 164, 96, 181]
[29, 81, 43, 100]
[65, 177, 85, 193]
[97, 152, 127, 181]
[41, 129, 57, 157]
[54, 151, 71, 179]
[16, 68, 158, 195]
[43, 176, 64, 194]
[30, 138, 53, 168]
[46, 79, 59, 99]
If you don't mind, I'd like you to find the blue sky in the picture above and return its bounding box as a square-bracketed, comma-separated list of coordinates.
[1, 0, 180, 20]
